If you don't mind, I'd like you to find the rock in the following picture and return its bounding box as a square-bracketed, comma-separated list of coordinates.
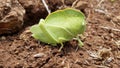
[74, 1, 88, 10]
[0, 0, 25, 34]
[0, 0, 63, 34]
[18, 0, 62, 24]
[33, 53, 45, 58]
[18, 0, 48, 25]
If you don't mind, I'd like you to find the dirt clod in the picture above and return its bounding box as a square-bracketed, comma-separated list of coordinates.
[0, 0, 25, 34]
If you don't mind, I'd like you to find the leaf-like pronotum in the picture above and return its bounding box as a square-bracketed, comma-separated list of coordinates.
[30, 8, 86, 51]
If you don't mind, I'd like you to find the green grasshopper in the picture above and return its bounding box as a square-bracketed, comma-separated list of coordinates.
[30, 8, 86, 51]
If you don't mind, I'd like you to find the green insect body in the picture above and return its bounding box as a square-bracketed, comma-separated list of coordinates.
[30, 8, 86, 51]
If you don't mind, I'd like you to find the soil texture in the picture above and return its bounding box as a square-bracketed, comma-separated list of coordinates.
[0, 0, 120, 68]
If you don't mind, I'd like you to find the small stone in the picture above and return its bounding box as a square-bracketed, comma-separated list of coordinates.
[33, 53, 45, 58]
[0, 0, 25, 34]
[1, 36, 6, 40]
[74, 1, 88, 10]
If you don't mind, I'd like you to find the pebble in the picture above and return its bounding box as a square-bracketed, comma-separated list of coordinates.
[0, 36, 6, 40]
[33, 53, 45, 58]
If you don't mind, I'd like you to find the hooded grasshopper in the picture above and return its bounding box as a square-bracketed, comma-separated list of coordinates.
[30, 8, 86, 51]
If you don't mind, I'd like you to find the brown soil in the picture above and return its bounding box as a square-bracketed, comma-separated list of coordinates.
[0, 0, 120, 68]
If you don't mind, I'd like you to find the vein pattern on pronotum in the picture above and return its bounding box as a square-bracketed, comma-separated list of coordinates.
[30, 8, 86, 51]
